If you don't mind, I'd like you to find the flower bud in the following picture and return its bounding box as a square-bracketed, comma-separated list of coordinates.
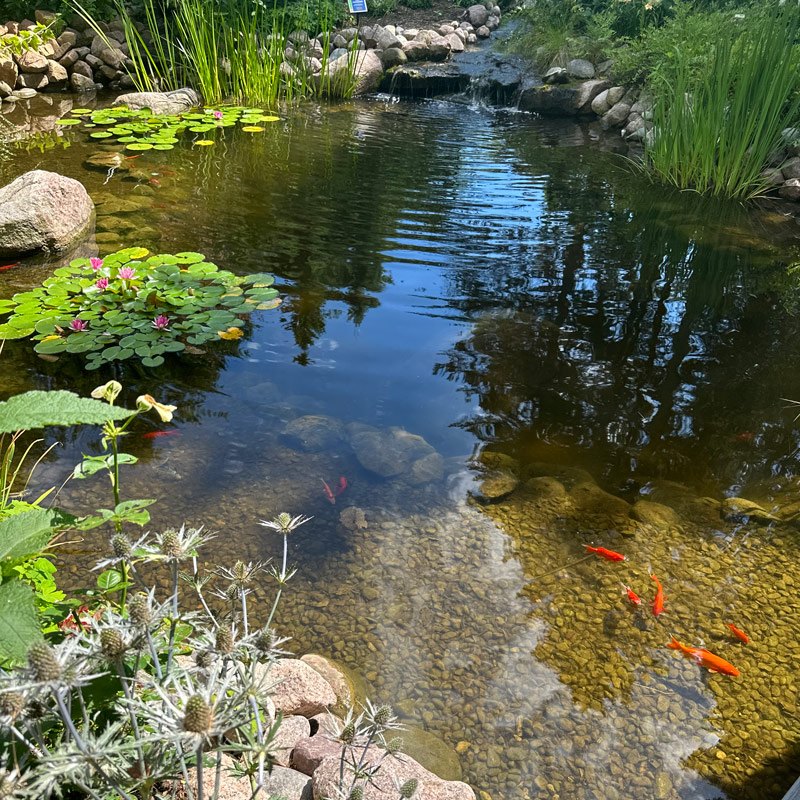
[399, 778, 418, 798]
[110, 533, 132, 559]
[386, 736, 403, 755]
[339, 721, 356, 744]
[160, 529, 182, 558]
[348, 787, 364, 800]
[128, 593, 152, 627]
[183, 694, 212, 734]
[91, 380, 122, 404]
[215, 623, 233, 654]
[100, 628, 127, 660]
[0, 692, 25, 721]
[195, 649, 214, 670]
[27, 642, 60, 682]
[374, 704, 392, 726]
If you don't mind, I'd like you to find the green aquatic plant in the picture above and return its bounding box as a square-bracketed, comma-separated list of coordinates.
[56, 104, 280, 153]
[0, 247, 280, 369]
[640, 2, 800, 199]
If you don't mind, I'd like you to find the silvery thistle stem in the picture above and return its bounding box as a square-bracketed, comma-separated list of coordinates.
[115, 659, 146, 780]
[196, 745, 204, 800]
[166, 560, 179, 675]
[264, 534, 288, 631]
[9, 724, 45, 759]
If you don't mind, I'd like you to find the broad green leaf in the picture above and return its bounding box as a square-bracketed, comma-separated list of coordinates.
[0, 581, 42, 661]
[97, 569, 123, 590]
[0, 507, 76, 562]
[0, 390, 135, 433]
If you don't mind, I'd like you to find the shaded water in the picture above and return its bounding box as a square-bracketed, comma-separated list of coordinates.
[3, 92, 800, 800]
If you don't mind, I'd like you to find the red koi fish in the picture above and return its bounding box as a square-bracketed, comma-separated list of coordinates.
[125, 154, 141, 160]
[668, 636, 739, 676]
[727, 623, 749, 644]
[0, 262, 19, 271]
[732, 432, 754, 442]
[651, 573, 665, 616]
[623, 585, 641, 606]
[336, 477, 347, 496]
[141, 430, 180, 440]
[585, 545, 626, 562]
[322, 478, 336, 504]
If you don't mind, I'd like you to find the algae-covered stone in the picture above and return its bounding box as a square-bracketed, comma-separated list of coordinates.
[720, 497, 778, 523]
[350, 425, 437, 478]
[83, 151, 130, 172]
[396, 725, 463, 781]
[300, 653, 367, 714]
[524, 462, 594, 489]
[569, 482, 633, 533]
[338, 506, 367, 531]
[631, 500, 681, 531]
[408, 452, 445, 484]
[475, 450, 519, 472]
[475, 470, 519, 503]
[283, 414, 345, 452]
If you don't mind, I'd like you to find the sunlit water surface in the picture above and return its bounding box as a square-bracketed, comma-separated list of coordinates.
[2, 92, 800, 800]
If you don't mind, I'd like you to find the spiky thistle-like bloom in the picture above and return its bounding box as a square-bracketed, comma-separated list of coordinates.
[7, 637, 102, 695]
[93, 532, 150, 572]
[216, 560, 269, 589]
[141, 525, 213, 563]
[258, 513, 312, 536]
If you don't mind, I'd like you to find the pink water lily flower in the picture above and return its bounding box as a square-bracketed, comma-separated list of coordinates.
[69, 318, 88, 332]
[89, 257, 104, 271]
[95, 277, 109, 290]
[117, 267, 137, 280]
[152, 315, 170, 331]
[213, 110, 223, 119]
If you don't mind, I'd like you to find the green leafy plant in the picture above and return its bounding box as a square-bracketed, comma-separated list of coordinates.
[0, 23, 56, 58]
[639, 2, 800, 199]
[0, 247, 280, 369]
[56, 104, 282, 151]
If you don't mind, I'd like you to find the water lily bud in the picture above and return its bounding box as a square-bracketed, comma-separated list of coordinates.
[386, 736, 404, 755]
[374, 704, 392, 726]
[128, 593, 152, 627]
[100, 628, 127, 660]
[110, 533, 132, 559]
[399, 778, 418, 798]
[339, 721, 356, 744]
[348, 787, 364, 800]
[27, 642, 60, 682]
[91, 380, 122, 404]
[0, 692, 25, 720]
[215, 623, 233, 654]
[183, 694, 212, 734]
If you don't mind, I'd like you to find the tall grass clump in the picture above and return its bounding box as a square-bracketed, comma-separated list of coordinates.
[640, 2, 800, 200]
[72, 0, 360, 105]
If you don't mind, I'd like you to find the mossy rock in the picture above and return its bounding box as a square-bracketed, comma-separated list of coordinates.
[474, 470, 519, 503]
[630, 500, 682, 531]
[569, 482, 635, 535]
[395, 725, 463, 781]
[524, 461, 595, 490]
[299, 653, 368, 717]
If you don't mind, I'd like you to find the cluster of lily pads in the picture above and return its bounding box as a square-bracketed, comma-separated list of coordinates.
[0, 248, 280, 370]
[55, 105, 279, 151]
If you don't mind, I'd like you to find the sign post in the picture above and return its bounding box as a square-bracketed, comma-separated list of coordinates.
[347, 0, 367, 23]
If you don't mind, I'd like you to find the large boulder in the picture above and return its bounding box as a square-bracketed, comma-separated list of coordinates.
[349, 425, 437, 478]
[466, 3, 489, 26]
[264, 659, 337, 717]
[272, 715, 311, 767]
[567, 58, 595, 79]
[0, 55, 17, 87]
[114, 87, 202, 114]
[264, 766, 313, 800]
[312, 751, 475, 800]
[13, 49, 48, 73]
[322, 48, 383, 95]
[0, 170, 94, 258]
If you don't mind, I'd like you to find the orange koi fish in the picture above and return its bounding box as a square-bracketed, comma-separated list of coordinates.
[0, 262, 19, 271]
[727, 623, 749, 644]
[321, 479, 336, 504]
[585, 545, 626, 562]
[651, 573, 665, 616]
[125, 154, 141, 159]
[623, 585, 641, 606]
[141, 430, 180, 440]
[668, 636, 739, 676]
[336, 476, 347, 496]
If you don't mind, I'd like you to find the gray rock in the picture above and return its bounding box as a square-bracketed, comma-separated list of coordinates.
[781, 156, 800, 180]
[283, 414, 345, 452]
[0, 170, 95, 259]
[438, 24, 455, 36]
[85, 53, 102, 69]
[486, 15, 499, 30]
[408, 452, 445, 484]
[0, 81, 11, 97]
[402, 40, 429, 61]
[567, 58, 595, 79]
[262, 659, 337, 718]
[332, 33, 347, 49]
[263, 766, 312, 800]
[428, 34, 452, 60]
[272, 715, 311, 767]
[58, 49, 80, 70]
[323, 48, 383, 95]
[71, 59, 93, 79]
[70, 72, 95, 91]
[45, 60, 68, 85]
[475, 25, 490, 38]
[467, 3, 489, 26]
[607, 85, 625, 106]
[591, 87, 611, 115]
[16, 72, 48, 90]
[114, 87, 201, 114]
[379, 46, 407, 68]
[573, 78, 611, 113]
[0, 55, 17, 87]
[596, 58, 614, 74]
[601, 101, 631, 130]
[779, 178, 800, 201]
[447, 33, 465, 52]
[99, 47, 125, 69]
[544, 66, 568, 84]
[376, 28, 401, 50]
[350, 426, 436, 478]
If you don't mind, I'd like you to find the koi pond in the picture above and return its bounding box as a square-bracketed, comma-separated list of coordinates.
[2, 92, 800, 800]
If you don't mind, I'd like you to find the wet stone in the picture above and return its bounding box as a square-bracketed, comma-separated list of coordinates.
[282, 414, 346, 452]
[397, 725, 463, 781]
[474, 470, 519, 503]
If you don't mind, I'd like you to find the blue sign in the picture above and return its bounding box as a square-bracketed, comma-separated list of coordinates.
[348, 0, 367, 13]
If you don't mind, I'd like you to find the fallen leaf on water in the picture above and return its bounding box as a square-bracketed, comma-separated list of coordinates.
[217, 327, 244, 340]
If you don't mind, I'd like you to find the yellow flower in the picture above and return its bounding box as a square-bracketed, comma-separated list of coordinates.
[136, 393, 177, 422]
[91, 380, 122, 404]
[217, 327, 244, 340]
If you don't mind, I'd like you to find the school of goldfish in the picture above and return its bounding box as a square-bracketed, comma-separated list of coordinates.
[584, 543, 744, 677]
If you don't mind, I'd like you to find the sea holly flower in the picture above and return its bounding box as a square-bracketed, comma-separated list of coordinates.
[89, 257, 103, 271]
[151, 315, 170, 331]
[136, 393, 178, 422]
[117, 267, 137, 280]
[95, 277, 109, 290]
[69, 318, 88, 332]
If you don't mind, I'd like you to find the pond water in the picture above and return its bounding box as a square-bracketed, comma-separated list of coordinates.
[2, 92, 800, 800]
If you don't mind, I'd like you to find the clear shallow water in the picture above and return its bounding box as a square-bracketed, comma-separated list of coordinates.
[3, 92, 800, 800]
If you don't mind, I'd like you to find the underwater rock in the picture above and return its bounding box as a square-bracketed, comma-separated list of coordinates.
[264, 658, 337, 717]
[408, 452, 445, 484]
[349, 425, 437, 478]
[338, 506, 368, 531]
[114, 87, 201, 114]
[283, 415, 346, 452]
[263, 766, 313, 800]
[630, 500, 681, 531]
[569, 482, 634, 534]
[0, 169, 94, 258]
[523, 462, 594, 490]
[312, 750, 476, 800]
[396, 726, 463, 781]
[720, 497, 779, 524]
[474, 450, 519, 473]
[272, 715, 312, 767]
[474, 470, 519, 503]
[83, 151, 130, 171]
